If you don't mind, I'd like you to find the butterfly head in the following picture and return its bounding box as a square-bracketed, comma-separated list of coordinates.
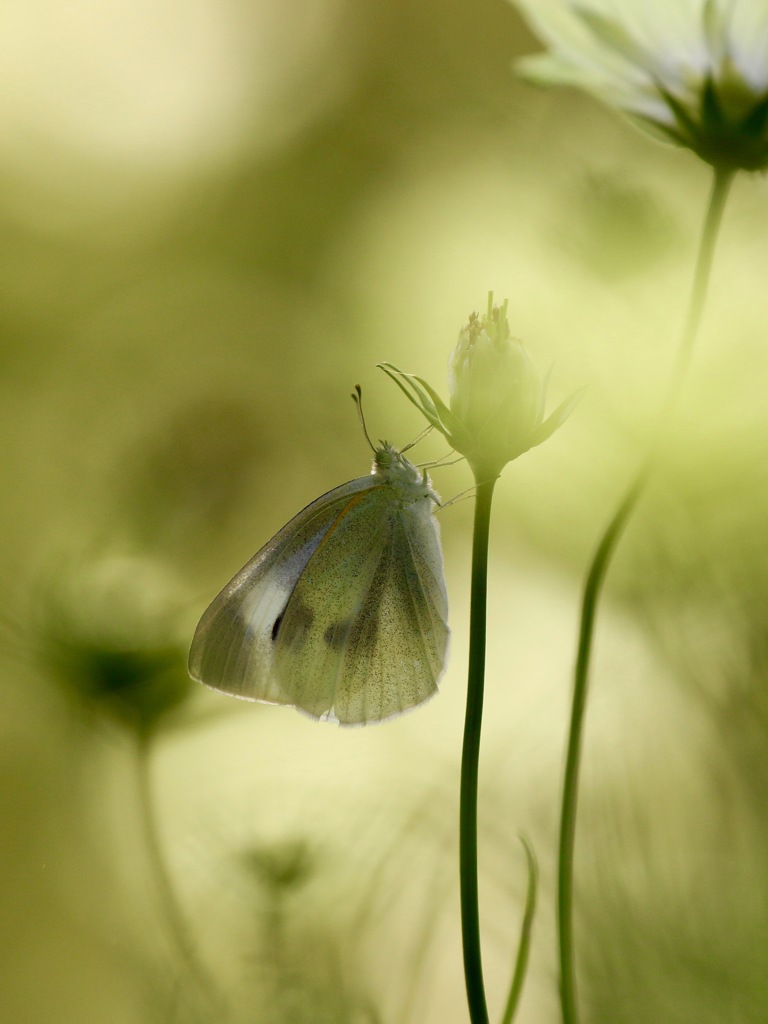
[372, 443, 439, 505]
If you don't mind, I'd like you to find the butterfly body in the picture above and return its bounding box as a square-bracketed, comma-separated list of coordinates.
[189, 443, 449, 725]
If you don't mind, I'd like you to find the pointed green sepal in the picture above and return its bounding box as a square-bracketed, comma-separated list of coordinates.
[378, 362, 460, 441]
[529, 386, 586, 449]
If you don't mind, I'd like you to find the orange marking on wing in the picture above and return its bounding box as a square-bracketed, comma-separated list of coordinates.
[277, 487, 381, 615]
[314, 488, 375, 551]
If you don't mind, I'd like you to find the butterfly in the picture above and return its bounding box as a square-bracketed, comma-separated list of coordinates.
[188, 421, 449, 725]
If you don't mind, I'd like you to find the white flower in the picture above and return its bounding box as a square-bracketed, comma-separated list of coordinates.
[512, 0, 768, 170]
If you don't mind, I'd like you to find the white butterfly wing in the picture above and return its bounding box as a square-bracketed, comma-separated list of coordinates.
[188, 475, 380, 703]
[190, 477, 449, 725]
[272, 487, 449, 724]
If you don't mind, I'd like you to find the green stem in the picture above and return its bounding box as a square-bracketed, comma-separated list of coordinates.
[557, 165, 734, 1024]
[135, 732, 223, 1014]
[460, 474, 497, 1024]
[500, 836, 539, 1024]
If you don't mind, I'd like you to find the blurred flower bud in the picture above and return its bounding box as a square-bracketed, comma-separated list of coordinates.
[243, 838, 316, 896]
[39, 551, 193, 733]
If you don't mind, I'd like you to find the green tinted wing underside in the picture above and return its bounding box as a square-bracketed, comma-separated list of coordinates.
[188, 476, 379, 700]
[274, 489, 449, 724]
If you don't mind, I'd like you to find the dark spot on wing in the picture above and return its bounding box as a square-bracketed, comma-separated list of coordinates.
[271, 610, 285, 642]
[324, 610, 382, 653]
[272, 600, 315, 649]
[324, 620, 351, 651]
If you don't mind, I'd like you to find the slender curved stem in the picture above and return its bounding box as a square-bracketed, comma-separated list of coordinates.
[557, 165, 734, 1024]
[135, 731, 223, 1013]
[460, 474, 497, 1024]
[500, 836, 539, 1024]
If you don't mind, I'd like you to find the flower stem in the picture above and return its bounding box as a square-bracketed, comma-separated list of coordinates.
[135, 731, 223, 1015]
[500, 836, 539, 1024]
[460, 474, 497, 1024]
[557, 165, 734, 1024]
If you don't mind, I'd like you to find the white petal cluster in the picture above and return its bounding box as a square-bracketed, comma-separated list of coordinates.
[513, 0, 768, 170]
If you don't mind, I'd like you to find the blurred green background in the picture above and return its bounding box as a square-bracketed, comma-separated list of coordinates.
[3, 1, 768, 1022]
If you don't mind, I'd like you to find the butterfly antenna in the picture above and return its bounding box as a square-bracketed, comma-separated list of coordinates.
[352, 385, 377, 454]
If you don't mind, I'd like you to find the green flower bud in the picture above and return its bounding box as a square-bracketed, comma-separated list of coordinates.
[380, 293, 581, 480]
[447, 301, 546, 477]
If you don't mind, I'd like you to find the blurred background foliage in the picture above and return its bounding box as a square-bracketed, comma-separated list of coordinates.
[3, 0, 768, 1021]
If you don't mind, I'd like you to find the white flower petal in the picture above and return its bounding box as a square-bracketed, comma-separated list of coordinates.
[726, 0, 768, 89]
[519, 51, 675, 122]
[511, 0, 768, 169]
